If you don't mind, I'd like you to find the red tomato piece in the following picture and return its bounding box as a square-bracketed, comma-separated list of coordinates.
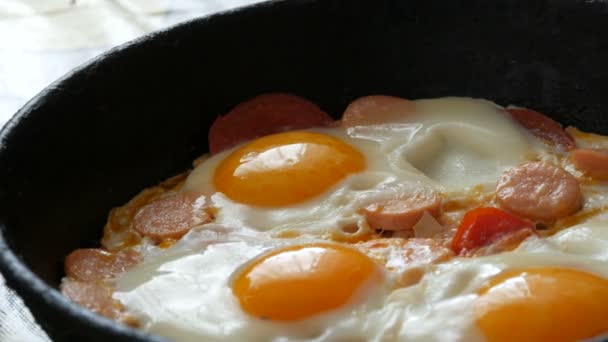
[451, 207, 535, 255]
[506, 107, 575, 151]
[208, 93, 334, 154]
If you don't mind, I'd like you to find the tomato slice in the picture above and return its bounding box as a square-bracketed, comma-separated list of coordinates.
[451, 207, 535, 255]
[506, 108, 575, 151]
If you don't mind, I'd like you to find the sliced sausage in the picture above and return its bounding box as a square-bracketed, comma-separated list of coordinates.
[496, 162, 582, 223]
[506, 107, 575, 151]
[61, 279, 121, 319]
[102, 188, 165, 251]
[208, 93, 333, 154]
[102, 175, 189, 251]
[65, 248, 141, 282]
[132, 192, 211, 243]
[341, 95, 416, 127]
[569, 148, 608, 180]
[362, 191, 442, 231]
[105, 188, 166, 234]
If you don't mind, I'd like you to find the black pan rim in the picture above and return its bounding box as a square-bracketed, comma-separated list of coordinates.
[0, 0, 301, 340]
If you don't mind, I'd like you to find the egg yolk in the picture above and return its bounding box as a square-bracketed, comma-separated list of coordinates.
[214, 131, 365, 207]
[232, 243, 382, 321]
[475, 267, 608, 342]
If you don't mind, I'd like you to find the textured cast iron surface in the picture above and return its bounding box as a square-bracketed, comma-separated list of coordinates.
[1, 0, 607, 341]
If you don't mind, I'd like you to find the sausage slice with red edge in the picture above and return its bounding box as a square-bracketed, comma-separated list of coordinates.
[65, 248, 141, 282]
[132, 192, 210, 243]
[363, 191, 442, 231]
[208, 93, 333, 154]
[341, 95, 416, 127]
[569, 148, 608, 180]
[61, 279, 122, 319]
[506, 107, 576, 150]
[496, 161, 582, 223]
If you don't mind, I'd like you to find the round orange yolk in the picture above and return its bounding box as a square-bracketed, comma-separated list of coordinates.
[475, 267, 608, 342]
[232, 243, 382, 321]
[213, 131, 365, 207]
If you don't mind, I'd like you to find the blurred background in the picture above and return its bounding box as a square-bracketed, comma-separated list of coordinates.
[0, 1, 262, 341]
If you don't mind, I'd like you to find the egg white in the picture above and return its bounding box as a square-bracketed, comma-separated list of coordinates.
[115, 222, 608, 342]
[183, 126, 437, 239]
[114, 226, 394, 342]
[181, 97, 539, 239]
[392, 222, 608, 341]
[114, 97, 608, 342]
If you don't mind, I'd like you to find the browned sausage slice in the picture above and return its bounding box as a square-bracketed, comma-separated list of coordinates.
[65, 248, 141, 282]
[496, 162, 582, 222]
[102, 187, 166, 251]
[341, 95, 416, 127]
[208, 93, 333, 154]
[569, 148, 608, 180]
[61, 279, 122, 319]
[506, 108, 575, 150]
[132, 192, 211, 243]
[362, 191, 442, 231]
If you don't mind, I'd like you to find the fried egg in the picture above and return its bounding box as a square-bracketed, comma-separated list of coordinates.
[181, 97, 537, 240]
[114, 221, 608, 341]
[61, 95, 608, 342]
[114, 227, 393, 341]
[391, 221, 608, 341]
